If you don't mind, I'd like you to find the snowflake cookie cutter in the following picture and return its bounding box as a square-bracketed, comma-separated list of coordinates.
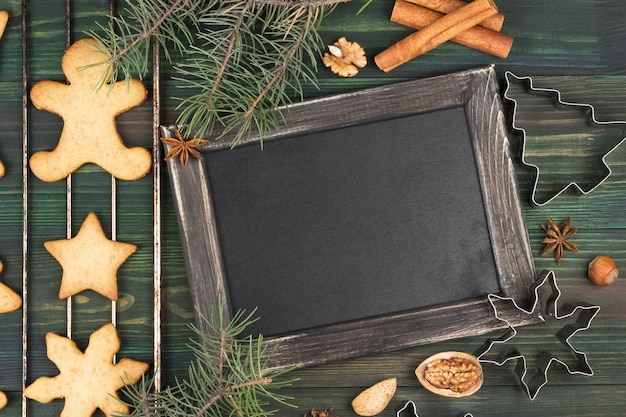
[474, 270, 600, 400]
[396, 400, 473, 417]
[504, 71, 626, 206]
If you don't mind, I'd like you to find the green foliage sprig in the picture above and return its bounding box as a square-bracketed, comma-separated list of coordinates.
[89, 0, 351, 146]
[120, 300, 298, 417]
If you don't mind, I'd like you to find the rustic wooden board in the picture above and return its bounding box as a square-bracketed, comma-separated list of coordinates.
[0, 0, 624, 416]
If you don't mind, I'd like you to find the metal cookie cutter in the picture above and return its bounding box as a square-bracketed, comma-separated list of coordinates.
[396, 400, 473, 417]
[504, 71, 626, 206]
[474, 270, 600, 400]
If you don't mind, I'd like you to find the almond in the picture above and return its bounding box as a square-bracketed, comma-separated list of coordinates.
[351, 377, 397, 416]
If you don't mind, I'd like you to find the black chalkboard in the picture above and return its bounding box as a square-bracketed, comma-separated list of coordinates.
[206, 107, 499, 337]
[164, 66, 541, 370]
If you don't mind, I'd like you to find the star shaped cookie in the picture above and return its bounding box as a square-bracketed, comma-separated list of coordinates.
[44, 212, 136, 301]
[24, 323, 149, 417]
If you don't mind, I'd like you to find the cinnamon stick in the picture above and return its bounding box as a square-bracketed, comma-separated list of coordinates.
[374, 0, 499, 72]
[391, 0, 513, 59]
[403, 0, 504, 32]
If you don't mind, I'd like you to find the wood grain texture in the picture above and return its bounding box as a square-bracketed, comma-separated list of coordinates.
[0, 0, 195, 401]
[0, 0, 624, 416]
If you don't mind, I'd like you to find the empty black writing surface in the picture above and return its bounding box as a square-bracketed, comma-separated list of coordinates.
[205, 106, 499, 337]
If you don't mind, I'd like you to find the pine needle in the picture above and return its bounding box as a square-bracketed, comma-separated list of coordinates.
[87, 0, 352, 146]
[118, 299, 298, 417]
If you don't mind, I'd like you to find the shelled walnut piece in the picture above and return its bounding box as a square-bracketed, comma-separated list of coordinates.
[323, 37, 367, 77]
[416, 351, 483, 397]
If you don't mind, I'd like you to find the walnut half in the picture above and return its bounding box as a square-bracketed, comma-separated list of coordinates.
[322, 37, 367, 77]
[415, 351, 483, 397]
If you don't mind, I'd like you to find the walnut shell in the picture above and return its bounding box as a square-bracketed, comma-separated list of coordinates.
[415, 351, 483, 397]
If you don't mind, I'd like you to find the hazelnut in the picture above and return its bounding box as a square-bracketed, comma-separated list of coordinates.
[588, 255, 618, 286]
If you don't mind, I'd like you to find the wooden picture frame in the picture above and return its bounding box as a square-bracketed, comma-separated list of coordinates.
[163, 66, 541, 370]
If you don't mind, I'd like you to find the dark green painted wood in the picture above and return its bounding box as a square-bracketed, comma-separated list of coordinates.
[0, 0, 624, 416]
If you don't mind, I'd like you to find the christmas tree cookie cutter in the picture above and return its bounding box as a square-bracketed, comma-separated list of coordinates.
[504, 71, 626, 206]
[474, 270, 600, 400]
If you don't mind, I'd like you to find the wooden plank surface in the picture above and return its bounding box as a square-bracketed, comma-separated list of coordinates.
[0, 0, 624, 416]
[288, 1, 626, 414]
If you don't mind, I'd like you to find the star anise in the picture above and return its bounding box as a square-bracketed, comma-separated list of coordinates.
[160, 126, 208, 166]
[540, 217, 579, 264]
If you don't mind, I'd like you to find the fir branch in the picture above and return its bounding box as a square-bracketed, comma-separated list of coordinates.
[244, 5, 310, 119]
[196, 377, 273, 417]
[219, 329, 227, 380]
[118, 300, 298, 417]
[208, 0, 252, 102]
[105, 0, 193, 66]
[89, 0, 352, 146]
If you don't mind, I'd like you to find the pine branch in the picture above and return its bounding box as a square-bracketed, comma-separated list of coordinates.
[88, 0, 353, 146]
[208, 0, 252, 102]
[219, 329, 227, 380]
[244, 5, 310, 119]
[106, 0, 193, 65]
[118, 300, 298, 417]
[196, 377, 273, 417]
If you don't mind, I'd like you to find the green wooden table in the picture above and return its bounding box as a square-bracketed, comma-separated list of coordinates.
[0, 0, 625, 416]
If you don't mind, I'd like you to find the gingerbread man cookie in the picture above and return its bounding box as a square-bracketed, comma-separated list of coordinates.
[29, 38, 151, 182]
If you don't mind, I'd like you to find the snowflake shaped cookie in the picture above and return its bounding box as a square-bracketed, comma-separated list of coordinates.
[24, 323, 148, 417]
[0, 259, 21, 410]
